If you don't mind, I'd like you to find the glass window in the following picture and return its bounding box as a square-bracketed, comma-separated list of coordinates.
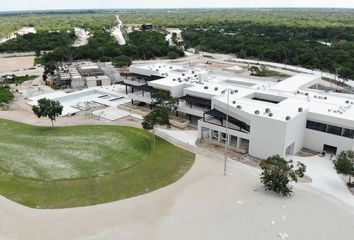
[306, 120, 327, 132]
[326, 125, 342, 136]
[342, 128, 354, 139]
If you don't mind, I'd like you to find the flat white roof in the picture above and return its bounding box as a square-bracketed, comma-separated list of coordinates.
[132, 63, 354, 124]
[271, 74, 320, 93]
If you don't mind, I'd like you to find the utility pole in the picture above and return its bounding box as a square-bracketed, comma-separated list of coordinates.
[224, 88, 230, 176]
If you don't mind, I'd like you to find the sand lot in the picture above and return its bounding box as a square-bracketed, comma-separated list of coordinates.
[0, 56, 35, 73]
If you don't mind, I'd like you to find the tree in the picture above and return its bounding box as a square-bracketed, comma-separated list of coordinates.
[112, 55, 132, 68]
[32, 98, 63, 127]
[142, 108, 170, 143]
[333, 150, 354, 185]
[151, 91, 179, 111]
[260, 155, 306, 197]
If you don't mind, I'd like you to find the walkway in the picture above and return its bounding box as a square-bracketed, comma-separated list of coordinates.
[290, 154, 354, 207]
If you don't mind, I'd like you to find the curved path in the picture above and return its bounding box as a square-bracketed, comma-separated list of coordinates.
[0, 112, 354, 239]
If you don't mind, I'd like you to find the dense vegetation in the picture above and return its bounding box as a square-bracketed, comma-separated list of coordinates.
[1, 74, 38, 84]
[0, 13, 116, 38]
[121, 9, 354, 28]
[0, 119, 195, 208]
[0, 85, 14, 104]
[40, 30, 184, 67]
[0, 31, 75, 53]
[182, 23, 354, 79]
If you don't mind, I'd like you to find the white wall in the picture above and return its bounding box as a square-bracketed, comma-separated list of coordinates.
[283, 111, 307, 155]
[249, 116, 287, 159]
[304, 129, 354, 154]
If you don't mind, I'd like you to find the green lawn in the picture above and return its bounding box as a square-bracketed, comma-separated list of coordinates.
[0, 119, 195, 208]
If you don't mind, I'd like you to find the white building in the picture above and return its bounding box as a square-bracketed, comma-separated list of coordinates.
[128, 63, 354, 159]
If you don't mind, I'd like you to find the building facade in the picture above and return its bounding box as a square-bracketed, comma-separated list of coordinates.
[127, 63, 354, 159]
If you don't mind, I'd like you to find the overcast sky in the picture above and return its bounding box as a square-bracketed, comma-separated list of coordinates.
[1, 0, 353, 12]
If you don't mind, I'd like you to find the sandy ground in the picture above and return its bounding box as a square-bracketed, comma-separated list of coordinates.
[0, 56, 37, 73]
[111, 15, 126, 45]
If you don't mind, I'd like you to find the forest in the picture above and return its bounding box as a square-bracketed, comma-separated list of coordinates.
[182, 22, 354, 79]
[0, 31, 75, 52]
[38, 29, 184, 73]
[0, 13, 116, 38]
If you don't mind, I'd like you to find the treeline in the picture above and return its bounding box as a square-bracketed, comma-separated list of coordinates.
[0, 14, 116, 38]
[40, 30, 184, 70]
[182, 23, 354, 79]
[0, 31, 75, 53]
[121, 9, 354, 28]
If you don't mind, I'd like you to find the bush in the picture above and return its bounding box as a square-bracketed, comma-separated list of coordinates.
[0, 85, 14, 104]
[260, 155, 306, 197]
[167, 51, 179, 59]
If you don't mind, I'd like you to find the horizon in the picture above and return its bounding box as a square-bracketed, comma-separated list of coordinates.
[1, 7, 354, 14]
[0, 0, 353, 12]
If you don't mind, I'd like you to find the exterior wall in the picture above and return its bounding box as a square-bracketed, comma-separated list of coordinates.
[304, 129, 354, 153]
[283, 111, 307, 155]
[71, 77, 85, 89]
[128, 93, 153, 104]
[198, 120, 249, 142]
[178, 102, 205, 117]
[102, 78, 111, 86]
[249, 117, 287, 159]
[86, 80, 97, 88]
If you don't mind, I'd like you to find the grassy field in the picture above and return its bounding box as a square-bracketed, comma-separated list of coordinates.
[0, 119, 195, 208]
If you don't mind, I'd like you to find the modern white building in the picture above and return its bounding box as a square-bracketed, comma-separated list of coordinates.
[127, 63, 354, 159]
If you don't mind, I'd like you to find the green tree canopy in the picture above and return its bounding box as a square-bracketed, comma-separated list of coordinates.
[260, 155, 306, 197]
[334, 150, 354, 184]
[32, 98, 63, 127]
[112, 55, 132, 68]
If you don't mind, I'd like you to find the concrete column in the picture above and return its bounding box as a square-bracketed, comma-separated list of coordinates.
[237, 137, 241, 149]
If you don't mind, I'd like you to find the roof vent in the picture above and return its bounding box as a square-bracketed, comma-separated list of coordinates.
[255, 110, 260, 115]
[172, 79, 176, 81]
[285, 116, 291, 121]
[269, 113, 273, 117]
[346, 100, 350, 104]
[234, 89, 239, 93]
[214, 87, 219, 91]
[237, 105, 242, 109]
[232, 100, 236, 104]
[204, 86, 209, 89]
[324, 97, 327, 100]
[298, 107, 303, 112]
[265, 108, 271, 113]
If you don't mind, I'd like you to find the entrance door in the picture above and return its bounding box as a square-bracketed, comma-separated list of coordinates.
[323, 144, 337, 155]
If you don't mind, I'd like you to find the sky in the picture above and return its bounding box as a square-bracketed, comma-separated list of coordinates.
[1, 0, 353, 12]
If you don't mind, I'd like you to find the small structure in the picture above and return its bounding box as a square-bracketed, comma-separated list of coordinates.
[55, 61, 121, 89]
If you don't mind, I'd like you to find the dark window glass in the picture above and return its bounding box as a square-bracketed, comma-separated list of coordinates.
[306, 120, 327, 132]
[326, 125, 342, 136]
[342, 129, 354, 139]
